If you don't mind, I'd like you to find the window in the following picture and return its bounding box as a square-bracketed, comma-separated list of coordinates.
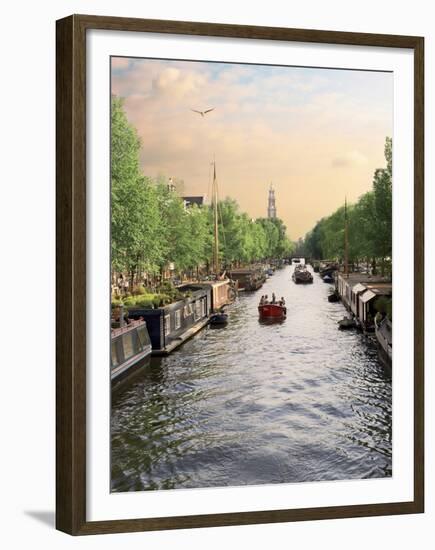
[111, 340, 120, 367]
[164, 314, 171, 336]
[195, 301, 201, 319]
[122, 331, 139, 360]
[137, 325, 150, 348]
[175, 310, 181, 330]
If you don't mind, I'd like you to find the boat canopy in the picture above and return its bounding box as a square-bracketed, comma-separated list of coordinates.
[352, 283, 367, 294]
[360, 289, 376, 303]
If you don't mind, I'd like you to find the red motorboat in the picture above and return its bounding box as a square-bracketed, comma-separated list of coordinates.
[258, 303, 287, 320]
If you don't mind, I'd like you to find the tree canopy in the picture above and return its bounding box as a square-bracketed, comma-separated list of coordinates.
[301, 137, 392, 274]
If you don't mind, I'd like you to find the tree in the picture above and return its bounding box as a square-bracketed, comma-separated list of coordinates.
[301, 136, 392, 275]
[111, 96, 166, 281]
[111, 94, 296, 285]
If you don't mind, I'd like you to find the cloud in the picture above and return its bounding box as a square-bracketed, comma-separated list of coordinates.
[112, 57, 131, 70]
[111, 59, 392, 238]
[332, 151, 369, 168]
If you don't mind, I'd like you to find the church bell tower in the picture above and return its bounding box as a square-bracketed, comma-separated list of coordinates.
[267, 184, 277, 218]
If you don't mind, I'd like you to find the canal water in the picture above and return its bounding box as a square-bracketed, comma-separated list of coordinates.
[111, 264, 392, 492]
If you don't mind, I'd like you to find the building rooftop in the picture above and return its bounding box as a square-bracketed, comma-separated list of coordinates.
[337, 272, 391, 288]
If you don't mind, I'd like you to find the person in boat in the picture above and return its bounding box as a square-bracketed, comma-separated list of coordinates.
[271, 292, 276, 303]
[264, 294, 269, 304]
[279, 297, 285, 306]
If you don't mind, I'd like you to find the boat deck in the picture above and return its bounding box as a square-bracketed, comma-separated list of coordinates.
[152, 317, 210, 356]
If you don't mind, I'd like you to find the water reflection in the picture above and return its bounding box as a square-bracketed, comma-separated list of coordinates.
[111, 265, 392, 492]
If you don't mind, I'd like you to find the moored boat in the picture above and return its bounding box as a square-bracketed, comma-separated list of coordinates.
[375, 317, 392, 368]
[338, 316, 357, 329]
[319, 263, 338, 281]
[228, 267, 265, 291]
[128, 285, 211, 355]
[111, 319, 152, 384]
[209, 311, 229, 326]
[327, 291, 340, 303]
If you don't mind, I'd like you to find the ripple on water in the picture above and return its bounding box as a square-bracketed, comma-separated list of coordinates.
[111, 265, 392, 492]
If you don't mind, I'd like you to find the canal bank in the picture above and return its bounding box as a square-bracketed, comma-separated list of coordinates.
[111, 264, 392, 492]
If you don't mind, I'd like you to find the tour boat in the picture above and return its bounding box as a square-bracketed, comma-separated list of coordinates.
[292, 265, 313, 284]
[258, 302, 287, 320]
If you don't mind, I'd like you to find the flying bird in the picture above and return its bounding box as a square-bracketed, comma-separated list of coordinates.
[191, 108, 215, 117]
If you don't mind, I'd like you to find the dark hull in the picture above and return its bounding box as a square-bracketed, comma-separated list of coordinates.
[111, 321, 152, 385]
[111, 353, 151, 390]
[128, 286, 211, 355]
[338, 319, 357, 329]
[292, 269, 313, 284]
[293, 276, 313, 284]
[209, 313, 228, 326]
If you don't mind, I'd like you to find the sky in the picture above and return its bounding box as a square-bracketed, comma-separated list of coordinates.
[111, 57, 393, 240]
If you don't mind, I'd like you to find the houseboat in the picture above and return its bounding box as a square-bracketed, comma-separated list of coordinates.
[356, 284, 392, 332]
[319, 264, 338, 278]
[128, 284, 211, 355]
[375, 317, 392, 368]
[336, 274, 391, 311]
[228, 266, 265, 291]
[195, 277, 237, 311]
[111, 319, 152, 385]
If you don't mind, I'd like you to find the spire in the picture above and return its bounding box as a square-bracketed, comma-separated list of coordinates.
[267, 183, 277, 218]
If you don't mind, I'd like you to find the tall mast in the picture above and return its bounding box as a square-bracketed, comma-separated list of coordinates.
[213, 161, 219, 275]
[344, 197, 349, 278]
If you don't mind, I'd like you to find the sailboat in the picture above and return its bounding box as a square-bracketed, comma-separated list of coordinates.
[205, 161, 237, 325]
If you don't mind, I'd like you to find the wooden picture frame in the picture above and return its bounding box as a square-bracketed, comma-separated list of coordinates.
[56, 14, 424, 535]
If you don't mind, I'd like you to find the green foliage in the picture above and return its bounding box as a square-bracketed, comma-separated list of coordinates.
[131, 285, 147, 296]
[111, 96, 167, 275]
[215, 200, 294, 267]
[302, 137, 392, 273]
[123, 296, 136, 307]
[135, 297, 154, 308]
[386, 300, 392, 321]
[374, 296, 391, 315]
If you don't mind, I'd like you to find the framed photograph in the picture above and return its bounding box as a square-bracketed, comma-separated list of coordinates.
[56, 15, 424, 535]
